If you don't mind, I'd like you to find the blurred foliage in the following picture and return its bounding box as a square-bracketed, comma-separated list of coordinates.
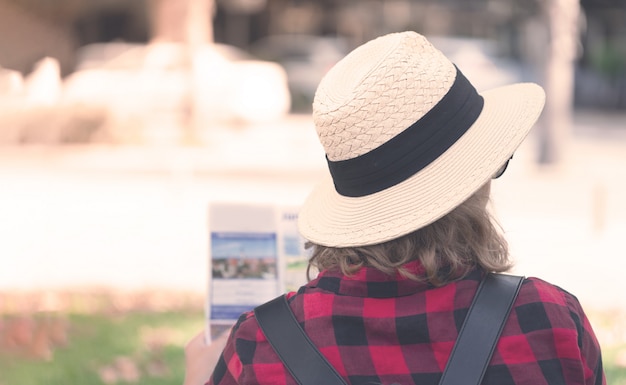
[588, 308, 626, 385]
[590, 42, 626, 78]
[606, 361, 626, 385]
[0, 310, 204, 385]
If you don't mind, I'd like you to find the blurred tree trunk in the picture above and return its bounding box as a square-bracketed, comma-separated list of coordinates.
[187, 0, 213, 45]
[148, 0, 213, 43]
[538, 0, 581, 165]
[148, 0, 186, 42]
[187, 0, 214, 145]
[147, 0, 214, 144]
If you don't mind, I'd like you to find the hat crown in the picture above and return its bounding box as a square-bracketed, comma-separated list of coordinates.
[313, 31, 456, 161]
[300, 31, 546, 247]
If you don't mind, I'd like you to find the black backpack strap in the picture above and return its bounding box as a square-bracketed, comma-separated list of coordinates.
[254, 273, 523, 385]
[438, 273, 524, 385]
[254, 295, 347, 385]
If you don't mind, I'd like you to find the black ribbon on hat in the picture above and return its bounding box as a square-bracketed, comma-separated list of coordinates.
[326, 67, 484, 197]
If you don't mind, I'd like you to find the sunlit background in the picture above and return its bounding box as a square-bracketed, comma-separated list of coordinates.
[1, 0, 625, 384]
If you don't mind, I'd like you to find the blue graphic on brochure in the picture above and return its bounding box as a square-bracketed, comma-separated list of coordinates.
[210, 232, 279, 321]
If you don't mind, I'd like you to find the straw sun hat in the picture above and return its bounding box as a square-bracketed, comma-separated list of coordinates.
[297, 31, 545, 247]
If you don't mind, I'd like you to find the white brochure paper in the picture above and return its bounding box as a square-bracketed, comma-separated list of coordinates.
[207, 202, 283, 329]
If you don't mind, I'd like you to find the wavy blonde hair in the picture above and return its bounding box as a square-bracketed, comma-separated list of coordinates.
[306, 183, 511, 286]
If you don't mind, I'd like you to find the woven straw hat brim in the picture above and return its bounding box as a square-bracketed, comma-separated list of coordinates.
[298, 82, 545, 247]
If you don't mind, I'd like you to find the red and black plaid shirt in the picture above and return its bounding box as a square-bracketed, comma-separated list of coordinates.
[208, 261, 605, 385]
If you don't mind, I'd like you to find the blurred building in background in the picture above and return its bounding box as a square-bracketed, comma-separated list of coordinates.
[0, 0, 624, 146]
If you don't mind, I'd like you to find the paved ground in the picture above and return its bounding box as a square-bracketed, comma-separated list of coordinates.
[1, 111, 625, 311]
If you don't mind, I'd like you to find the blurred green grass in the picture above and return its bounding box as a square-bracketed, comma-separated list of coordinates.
[606, 361, 626, 385]
[1, 294, 625, 385]
[0, 309, 204, 385]
[591, 309, 626, 385]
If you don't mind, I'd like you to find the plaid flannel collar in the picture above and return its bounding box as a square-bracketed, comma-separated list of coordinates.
[306, 261, 481, 298]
